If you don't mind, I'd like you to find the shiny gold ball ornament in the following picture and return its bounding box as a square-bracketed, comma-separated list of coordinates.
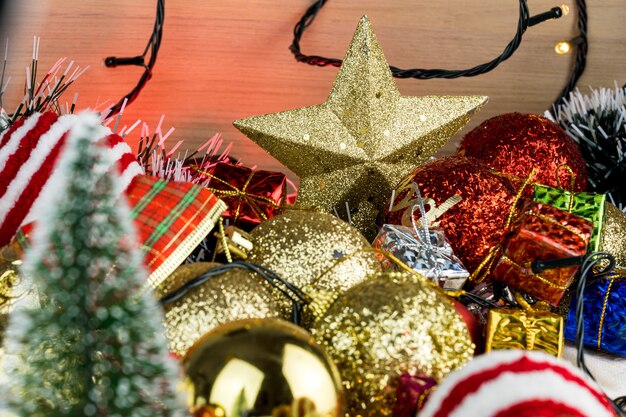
[160, 263, 284, 356]
[247, 210, 382, 326]
[182, 318, 344, 417]
[312, 272, 474, 417]
[601, 202, 626, 268]
[233, 16, 486, 236]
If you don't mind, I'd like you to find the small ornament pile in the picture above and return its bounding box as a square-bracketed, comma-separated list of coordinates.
[1, 16, 625, 417]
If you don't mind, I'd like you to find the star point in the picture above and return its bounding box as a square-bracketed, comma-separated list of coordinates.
[234, 16, 487, 237]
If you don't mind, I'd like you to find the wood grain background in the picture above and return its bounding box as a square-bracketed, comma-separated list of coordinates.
[2, 0, 625, 179]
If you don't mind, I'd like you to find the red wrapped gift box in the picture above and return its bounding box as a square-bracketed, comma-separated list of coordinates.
[492, 201, 592, 306]
[197, 162, 287, 229]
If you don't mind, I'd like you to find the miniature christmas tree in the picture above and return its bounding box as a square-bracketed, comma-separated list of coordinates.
[2, 113, 186, 417]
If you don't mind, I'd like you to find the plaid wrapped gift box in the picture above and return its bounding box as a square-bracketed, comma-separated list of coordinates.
[533, 184, 606, 252]
[12, 176, 226, 290]
[126, 175, 226, 289]
[565, 269, 626, 356]
[492, 201, 592, 306]
[486, 307, 564, 357]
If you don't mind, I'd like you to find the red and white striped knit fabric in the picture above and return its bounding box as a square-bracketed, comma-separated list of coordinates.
[420, 350, 616, 417]
[0, 111, 143, 247]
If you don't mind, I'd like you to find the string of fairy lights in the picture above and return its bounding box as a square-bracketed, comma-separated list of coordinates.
[105, 0, 590, 116]
[289, 0, 588, 111]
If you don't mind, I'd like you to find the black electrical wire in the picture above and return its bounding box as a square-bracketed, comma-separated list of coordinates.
[158, 261, 310, 325]
[574, 252, 614, 378]
[291, 0, 591, 113]
[290, 0, 564, 79]
[499, 251, 625, 415]
[457, 291, 501, 308]
[571, 252, 626, 416]
[104, 0, 165, 117]
[552, 0, 588, 109]
[615, 396, 626, 415]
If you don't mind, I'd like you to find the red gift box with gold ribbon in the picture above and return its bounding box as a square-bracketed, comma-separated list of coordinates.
[492, 201, 592, 306]
[194, 162, 287, 229]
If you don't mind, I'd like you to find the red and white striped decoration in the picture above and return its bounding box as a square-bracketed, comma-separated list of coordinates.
[420, 350, 616, 417]
[0, 111, 143, 246]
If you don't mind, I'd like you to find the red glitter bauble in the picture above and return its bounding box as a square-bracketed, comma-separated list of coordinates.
[383, 156, 517, 278]
[458, 113, 587, 191]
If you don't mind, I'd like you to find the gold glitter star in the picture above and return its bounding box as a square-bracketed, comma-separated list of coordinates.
[234, 16, 487, 237]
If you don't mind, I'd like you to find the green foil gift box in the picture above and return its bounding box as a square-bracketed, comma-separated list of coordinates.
[533, 184, 606, 253]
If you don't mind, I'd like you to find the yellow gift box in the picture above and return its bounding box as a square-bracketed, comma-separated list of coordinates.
[486, 307, 564, 357]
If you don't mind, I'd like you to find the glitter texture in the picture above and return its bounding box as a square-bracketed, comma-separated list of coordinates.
[601, 202, 626, 268]
[233, 16, 487, 237]
[161, 264, 283, 356]
[312, 272, 474, 417]
[384, 156, 517, 278]
[248, 209, 381, 326]
[155, 262, 220, 299]
[458, 113, 588, 192]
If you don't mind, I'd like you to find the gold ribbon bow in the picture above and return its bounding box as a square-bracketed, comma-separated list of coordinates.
[469, 168, 538, 284]
[478, 164, 587, 289]
[487, 293, 564, 357]
[554, 164, 577, 212]
[597, 275, 619, 349]
[192, 165, 283, 223]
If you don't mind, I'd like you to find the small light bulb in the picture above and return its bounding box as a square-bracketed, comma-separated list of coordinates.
[555, 41, 571, 54]
[560, 5, 570, 15]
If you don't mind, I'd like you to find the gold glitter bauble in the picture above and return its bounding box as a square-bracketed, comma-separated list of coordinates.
[155, 262, 221, 299]
[161, 263, 284, 356]
[311, 272, 474, 417]
[233, 16, 486, 237]
[182, 318, 344, 417]
[601, 202, 626, 268]
[247, 210, 382, 327]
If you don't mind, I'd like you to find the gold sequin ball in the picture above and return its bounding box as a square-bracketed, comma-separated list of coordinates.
[248, 209, 382, 327]
[601, 202, 626, 268]
[158, 263, 284, 356]
[311, 272, 474, 417]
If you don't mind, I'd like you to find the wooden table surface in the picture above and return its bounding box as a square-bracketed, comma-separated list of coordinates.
[2, 0, 625, 178]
